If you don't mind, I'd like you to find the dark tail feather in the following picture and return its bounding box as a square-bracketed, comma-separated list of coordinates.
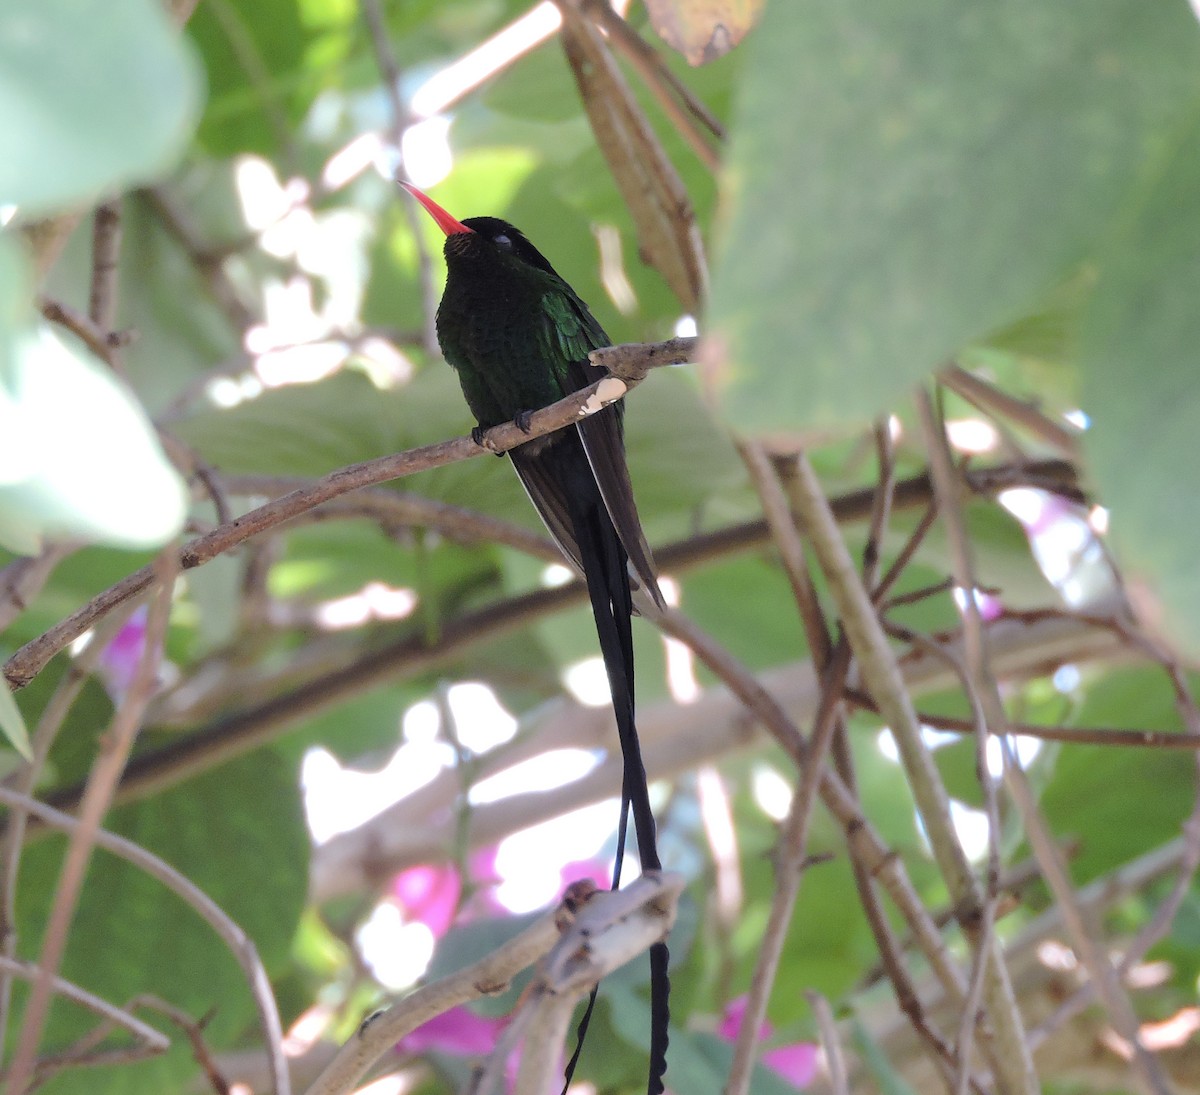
[559, 495, 668, 1095]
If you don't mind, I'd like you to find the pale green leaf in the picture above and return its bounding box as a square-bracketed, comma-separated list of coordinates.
[708, 0, 1200, 433]
[0, 0, 201, 215]
[0, 677, 32, 761]
[0, 323, 188, 553]
[1080, 116, 1200, 653]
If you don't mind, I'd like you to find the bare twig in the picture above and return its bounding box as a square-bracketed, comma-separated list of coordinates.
[785, 450, 1036, 1093]
[0, 604, 138, 1062]
[360, 0, 440, 355]
[939, 364, 1080, 462]
[556, 0, 708, 310]
[303, 874, 682, 1095]
[807, 990, 849, 1095]
[917, 389, 1163, 1095]
[0, 545, 75, 633]
[0, 787, 289, 1095]
[7, 551, 177, 1095]
[89, 200, 122, 336]
[580, 0, 723, 170]
[0, 957, 169, 1070]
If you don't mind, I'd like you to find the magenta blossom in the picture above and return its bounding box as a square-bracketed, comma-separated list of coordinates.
[392, 863, 461, 937]
[95, 606, 149, 703]
[717, 995, 819, 1089]
[395, 1005, 504, 1057]
[558, 856, 612, 893]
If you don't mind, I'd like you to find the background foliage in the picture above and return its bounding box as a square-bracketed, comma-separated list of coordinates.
[2, 1, 1199, 1093]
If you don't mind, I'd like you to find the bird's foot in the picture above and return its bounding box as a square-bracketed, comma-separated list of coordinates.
[471, 425, 505, 456]
[514, 409, 535, 434]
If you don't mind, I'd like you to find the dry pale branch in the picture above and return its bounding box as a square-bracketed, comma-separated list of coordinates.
[303, 873, 683, 1095]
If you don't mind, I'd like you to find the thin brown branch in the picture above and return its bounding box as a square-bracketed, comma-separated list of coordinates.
[220, 474, 558, 559]
[785, 450, 1035, 1093]
[140, 186, 258, 333]
[0, 545, 75, 633]
[7, 552, 177, 1095]
[917, 389, 1158, 1094]
[88, 200, 122, 335]
[0, 958, 169, 1077]
[580, 0, 723, 170]
[556, 0, 708, 310]
[360, 0, 440, 355]
[940, 363, 1081, 462]
[0, 604, 139, 1060]
[2, 373, 643, 691]
[0, 787, 289, 1095]
[37, 298, 120, 366]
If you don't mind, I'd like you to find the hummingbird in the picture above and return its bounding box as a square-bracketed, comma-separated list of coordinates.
[402, 182, 669, 1093]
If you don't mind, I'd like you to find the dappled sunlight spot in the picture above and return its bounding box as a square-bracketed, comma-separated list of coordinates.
[255, 340, 349, 386]
[410, 3, 563, 118]
[323, 131, 382, 191]
[314, 581, 418, 630]
[674, 314, 698, 338]
[949, 800, 991, 862]
[877, 727, 899, 763]
[540, 562, 574, 587]
[302, 739, 452, 843]
[357, 904, 434, 990]
[447, 680, 518, 753]
[987, 733, 1041, 777]
[469, 747, 599, 805]
[563, 656, 611, 706]
[401, 117, 453, 188]
[1000, 487, 1115, 606]
[493, 800, 618, 914]
[1089, 504, 1109, 534]
[356, 336, 414, 388]
[658, 576, 700, 704]
[752, 763, 793, 821]
[283, 1003, 333, 1056]
[235, 155, 309, 232]
[945, 416, 999, 454]
[1064, 408, 1090, 429]
[354, 1075, 412, 1095]
[593, 223, 636, 315]
[952, 584, 1003, 622]
[403, 698, 441, 743]
[1053, 663, 1081, 692]
[204, 373, 263, 408]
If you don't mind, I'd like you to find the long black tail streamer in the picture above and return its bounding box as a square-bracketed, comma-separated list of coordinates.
[560, 501, 669, 1095]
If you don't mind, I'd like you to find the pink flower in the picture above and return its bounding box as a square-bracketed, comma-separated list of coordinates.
[558, 857, 612, 893]
[392, 863, 461, 937]
[95, 607, 148, 703]
[716, 995, 819, 1089]
[395, 1006, 503, 1056]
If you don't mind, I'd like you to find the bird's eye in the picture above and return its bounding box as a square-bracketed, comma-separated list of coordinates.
[494, 233, 512, 249]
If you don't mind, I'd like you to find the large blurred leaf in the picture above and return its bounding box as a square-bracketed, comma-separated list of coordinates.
[0, 318, 187, 554]
[0, 0, 200, 215]
[708, 0, 1200, 433]
[1038, 668, 1191, 882]
[1079, 115, 1200, 653]
[0, 676, 31, 759]
[187, 0, 322, 157]
[16, 749, 307, 1092]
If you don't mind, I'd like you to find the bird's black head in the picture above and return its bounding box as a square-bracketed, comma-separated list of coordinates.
[456, 216, 560, 278]
[400, 182, 564, 282]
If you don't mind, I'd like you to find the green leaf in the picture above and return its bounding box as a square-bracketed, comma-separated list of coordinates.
[0, 320, 188, 554]
[0, 0, 200, 215]
[1080, 114, 1200, 653]
[15, 750, 308, 1072]
[708, 0, 1200, 433]
[0, 676, 32, 760]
